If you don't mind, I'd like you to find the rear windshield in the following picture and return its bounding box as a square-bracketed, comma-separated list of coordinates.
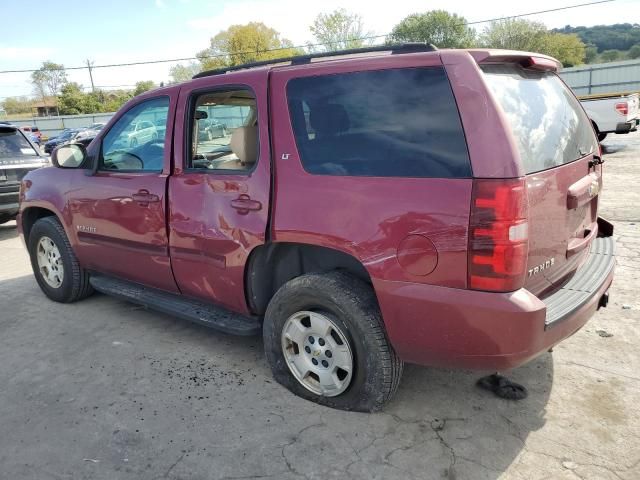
[0, 128, 38, 158]
[286, 67, 471, 178]
[482, 64, 597, 174]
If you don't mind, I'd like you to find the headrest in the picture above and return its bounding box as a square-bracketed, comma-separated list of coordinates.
[229, 125, 258, 165]
[309, 104, 350, 136]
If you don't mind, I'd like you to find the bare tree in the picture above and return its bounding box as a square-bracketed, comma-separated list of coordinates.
[31, 61, 67, 102]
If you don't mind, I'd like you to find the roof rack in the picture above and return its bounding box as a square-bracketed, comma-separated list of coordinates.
[192, 43, 437, 79]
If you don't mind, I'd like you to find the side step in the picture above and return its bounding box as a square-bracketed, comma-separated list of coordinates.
[89, 275, 261, 336]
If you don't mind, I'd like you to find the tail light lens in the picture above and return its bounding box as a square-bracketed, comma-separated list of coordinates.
[615, 102, 628, 116]
[468, 179, 529, 292]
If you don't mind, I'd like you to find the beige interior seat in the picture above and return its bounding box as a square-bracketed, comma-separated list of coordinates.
[217, 125, 258, 170]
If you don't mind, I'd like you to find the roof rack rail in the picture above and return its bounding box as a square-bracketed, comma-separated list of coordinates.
[192, 43, 437, 79]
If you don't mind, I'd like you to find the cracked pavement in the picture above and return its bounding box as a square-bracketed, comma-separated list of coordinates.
[1, 131, 639, 479]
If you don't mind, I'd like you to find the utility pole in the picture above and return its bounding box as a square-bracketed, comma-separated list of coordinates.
[86, 59, 95, 92]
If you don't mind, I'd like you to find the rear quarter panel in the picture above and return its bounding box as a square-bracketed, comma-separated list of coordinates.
[269, 53, 472, 288]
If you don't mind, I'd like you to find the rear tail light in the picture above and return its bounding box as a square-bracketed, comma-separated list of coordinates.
[615, 102, 628, 116]
[468, 179, 529, 292]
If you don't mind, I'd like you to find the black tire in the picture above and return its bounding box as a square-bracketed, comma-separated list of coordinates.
[263, 271, 403, 412]
[0, 214, 14, 225]
[598, 132, 607, 142]
[28, 216, 93, 303]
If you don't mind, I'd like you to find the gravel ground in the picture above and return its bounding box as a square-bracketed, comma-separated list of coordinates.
[0, 131, 639, 480]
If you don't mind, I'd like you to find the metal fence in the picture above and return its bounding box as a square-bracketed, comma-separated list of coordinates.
[560, 59, 640, 96]
[8, 112, 116, 138]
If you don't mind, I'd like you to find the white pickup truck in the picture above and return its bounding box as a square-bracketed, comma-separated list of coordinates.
[580, 92, 639, 142]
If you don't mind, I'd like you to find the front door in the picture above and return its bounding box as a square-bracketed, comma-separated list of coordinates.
[168, 73, 271, 314]
[69, 94, 179, 292]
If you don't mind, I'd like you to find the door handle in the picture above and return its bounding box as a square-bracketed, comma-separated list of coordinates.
[230, 194, 262, 214]
[132, 189, 160, 205]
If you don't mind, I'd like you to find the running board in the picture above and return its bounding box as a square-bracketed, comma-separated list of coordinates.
[89, 275, 261, 336]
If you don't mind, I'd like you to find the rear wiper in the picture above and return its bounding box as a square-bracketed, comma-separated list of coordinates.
[588, 155, 605, 168]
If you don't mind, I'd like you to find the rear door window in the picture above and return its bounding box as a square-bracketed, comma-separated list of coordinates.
[482, 64, 598, 174]
[286, 67, 471, 178]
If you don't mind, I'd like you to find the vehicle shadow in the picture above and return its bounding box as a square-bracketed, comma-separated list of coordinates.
[0, 221, 18, 241]
[601, 142, 627, 155]
[0, 273, 552, 480]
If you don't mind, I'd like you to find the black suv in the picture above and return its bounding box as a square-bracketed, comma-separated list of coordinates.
[0, 125, 48, 224]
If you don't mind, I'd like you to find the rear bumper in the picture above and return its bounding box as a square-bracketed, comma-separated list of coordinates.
[375, 235, 615, 371]
[615, 120, 637, 134]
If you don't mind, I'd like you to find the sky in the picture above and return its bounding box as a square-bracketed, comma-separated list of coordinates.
[1, 0, 639, 100]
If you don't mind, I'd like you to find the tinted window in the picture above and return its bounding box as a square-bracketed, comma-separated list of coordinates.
[286, 67, 471, 178]
[187, 89, 257, 172]
[0, 128, 38, 158]
[100, 97, 169, 172]
[482, 64, 598, 174]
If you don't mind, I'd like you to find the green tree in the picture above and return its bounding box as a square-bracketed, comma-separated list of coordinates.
[309, 9, 372, 51]
[1, 96, 32, 115]
[58, 83, 89, 115]
[585, 44, 598, 63]
[541, 32, 586, 67]
[600, 49, 622, 62]
[481, 19, 586, 67]
[133, 81, 156, 96]
[103, 90, 133, 112]
[389, 10, 475, 48]
[197, 22, 303, 69]
[169, 62, 201, 84]
[31, 61, 67, 102]
[628, 44, 640, 59]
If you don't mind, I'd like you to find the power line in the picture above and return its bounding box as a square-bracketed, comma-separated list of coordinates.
[0, 0, 616, 75]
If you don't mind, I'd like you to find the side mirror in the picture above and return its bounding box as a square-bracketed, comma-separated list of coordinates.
[51, 143, 87, 169]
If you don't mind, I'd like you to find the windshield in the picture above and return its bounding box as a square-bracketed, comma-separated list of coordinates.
[0, 128, 38, 158]
[482, 64, 597, 174]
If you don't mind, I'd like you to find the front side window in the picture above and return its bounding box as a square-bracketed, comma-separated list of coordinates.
[100, 96, 169, 172]
[187, 88, 258, 171]
[286, 67, 471, 178]
[482, 64, 598, 174]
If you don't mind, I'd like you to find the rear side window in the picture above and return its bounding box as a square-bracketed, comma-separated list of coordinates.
[286, 67, 471, 178]
[482, 64, 598, 174]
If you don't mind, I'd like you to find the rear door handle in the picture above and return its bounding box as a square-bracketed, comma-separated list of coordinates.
[132, 189, 160, 205]
[230, 194, 262, 214]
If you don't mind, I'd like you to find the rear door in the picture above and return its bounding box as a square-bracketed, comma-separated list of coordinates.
[482, 64, 601, 296]
[168, 70, 271, 314]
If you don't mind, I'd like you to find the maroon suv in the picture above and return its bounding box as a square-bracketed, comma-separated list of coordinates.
[18, 45, 615, 411]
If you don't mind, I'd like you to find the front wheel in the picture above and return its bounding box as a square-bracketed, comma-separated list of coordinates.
[28, 217, 93, 303]
[598, 132, 607, 142]
[263, 271, 403, 412]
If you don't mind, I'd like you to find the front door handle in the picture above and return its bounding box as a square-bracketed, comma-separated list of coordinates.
[132, 189, 160, 206]
[230, 194, 262, 214]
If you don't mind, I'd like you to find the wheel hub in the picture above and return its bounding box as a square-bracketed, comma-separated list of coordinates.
[36, 236, 64, 289]
[281, 311, 353, 397]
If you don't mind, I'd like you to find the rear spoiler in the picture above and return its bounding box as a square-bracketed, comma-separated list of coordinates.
[465, 49, 562, 72]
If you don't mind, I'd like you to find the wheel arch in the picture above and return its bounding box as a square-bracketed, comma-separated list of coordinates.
[245, 242, 372, 315]
[21, 206, 60, 245]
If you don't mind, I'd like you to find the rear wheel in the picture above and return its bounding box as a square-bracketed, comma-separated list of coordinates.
[0, 214, 14, 225]
[28, 217, 93, 303]
[263, 271, 403, 412]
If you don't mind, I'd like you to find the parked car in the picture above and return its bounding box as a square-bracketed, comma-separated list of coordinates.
[197, 116, 227, 141]
[18, 46, 615, 412]
[44, 129, 84, 154]
[0, 125, 48, 224]
[123, 120, 157, 147]
[19, 125, 42, 142]
[580, 92, 639, 141]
